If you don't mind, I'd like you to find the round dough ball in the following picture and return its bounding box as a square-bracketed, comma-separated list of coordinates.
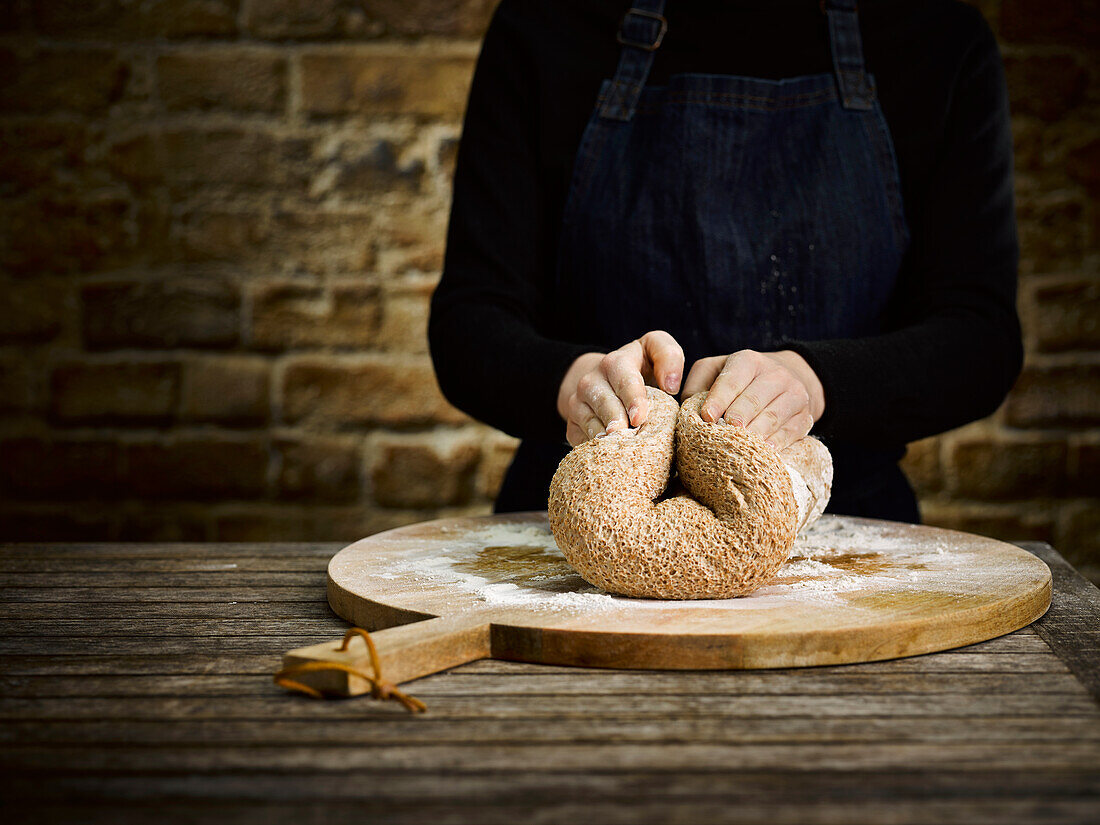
[548, 387, 833, 599]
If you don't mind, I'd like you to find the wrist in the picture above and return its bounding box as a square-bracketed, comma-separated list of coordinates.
[557, 351, 605, 421]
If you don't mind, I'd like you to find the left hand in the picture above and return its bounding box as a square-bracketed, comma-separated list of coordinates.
[681, 349, 826, 450]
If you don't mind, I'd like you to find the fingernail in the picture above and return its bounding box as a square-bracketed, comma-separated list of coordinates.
[701, 405, 714, 422]
[665, 372, 680, 393]
[627, 404, 638, 424]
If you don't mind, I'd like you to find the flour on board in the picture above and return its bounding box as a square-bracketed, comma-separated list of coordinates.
[408, 515, 953, 613]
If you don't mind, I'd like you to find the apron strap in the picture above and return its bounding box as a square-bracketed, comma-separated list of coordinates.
[599, 0, 668, 122]
[824, 0, 874, 111]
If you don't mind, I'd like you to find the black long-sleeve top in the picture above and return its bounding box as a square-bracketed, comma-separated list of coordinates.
[429, 0, 1022, 448]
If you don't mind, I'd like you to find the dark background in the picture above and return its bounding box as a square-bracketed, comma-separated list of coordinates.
[0, 0, 1097, 582]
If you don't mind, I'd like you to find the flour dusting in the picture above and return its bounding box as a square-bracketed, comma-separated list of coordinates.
[393, 515, 958, 614]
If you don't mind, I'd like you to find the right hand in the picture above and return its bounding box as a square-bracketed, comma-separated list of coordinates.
[556, 330, 685, 446]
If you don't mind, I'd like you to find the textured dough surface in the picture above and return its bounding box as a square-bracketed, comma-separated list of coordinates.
[548, 388, 833, 599]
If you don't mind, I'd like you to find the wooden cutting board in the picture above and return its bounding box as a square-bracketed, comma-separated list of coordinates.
[283, 512, 1052, 696]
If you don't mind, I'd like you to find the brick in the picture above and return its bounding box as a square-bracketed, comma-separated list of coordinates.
[275, 437, 361, 502]
[371, 431, 480, 507]
[0, 507, 116, 541]
[282, 355, 469, 426]
[1069, 437, 1100, 497]
[250, 281, 381, 351]
[0, 46, 128, 114]
[0, 280, 64, 343]
[240, 0, 377, 39]
[1003, 54, 1086, 122]
[118, 511, 209, 541]
[325, 138, 424, 196]
[211, 504, 421, 542]
[157, 51, 286, 113]
[476, 432, 519, 500]
[181, 357, 270, 424]
[174, 209, 268, 264]
[1026, 276, 1100, 353]
[1057, 501, 1100, 582]
[50, 361, 180, 424]
[919, 500, 1056, 545]
[1, 196, 134, 275]
[949, 436, 1068, 499]
[213, 507, 311, 542]
[1015, 190, 1086, 274]
[176, 208, 377, 274]
[374, 208, 446, 275]
[82, 276, 240, 349]
[1004, 361, 1100, 428]
[376, 277, 435, 353]
[437, 135, 460, 180]
[300, 52, 475, 118]
[106, 128, 311, 193]
[0, 359, 33, 413]
[241, 0, 495, 39]
[33, 0, 239, 40]
[0, 120, 89, 196]
[363, 0, 498, 37]
[0, 438, 124, 499]
[123, 437, 269, 500]
[1000, 0, 1100, 48]
[900, 436, 943, 496]
[1066, 137, 1100, 194]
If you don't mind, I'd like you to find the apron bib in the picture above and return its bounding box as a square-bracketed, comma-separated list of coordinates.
[496, 0, 918, 521]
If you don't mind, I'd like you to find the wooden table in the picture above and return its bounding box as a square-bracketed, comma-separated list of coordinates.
[2, 541, 1098, 824]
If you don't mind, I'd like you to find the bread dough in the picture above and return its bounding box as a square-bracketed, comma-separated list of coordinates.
[548, 387, 833, 599]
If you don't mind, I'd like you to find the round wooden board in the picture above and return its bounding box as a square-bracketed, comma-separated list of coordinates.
[327, 512, 1052, 669]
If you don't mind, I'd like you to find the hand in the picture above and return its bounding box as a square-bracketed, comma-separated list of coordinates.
[557, 330, 685, 446]
[682, 349, 825, 450]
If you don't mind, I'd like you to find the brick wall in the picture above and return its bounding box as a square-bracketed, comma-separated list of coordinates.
[0, 1, 1096, 580]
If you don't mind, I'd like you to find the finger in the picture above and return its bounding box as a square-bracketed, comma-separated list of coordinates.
[601, 352, 649, 427]
[638, 330, 685, 394]
[744, 387, 810, 441]
[577, 371, 630, 431]
[568, 396, 603, 443]
[682, 355, 724, 398]
[743, 391, 805, 442]
[720, 369, 787, 429]
[700, 351, 760, 423]
[566, 419, 587, 447]
[768, 410, 815, 452]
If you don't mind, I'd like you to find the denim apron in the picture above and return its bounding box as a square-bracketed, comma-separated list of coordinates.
[495, 0, 919, 522]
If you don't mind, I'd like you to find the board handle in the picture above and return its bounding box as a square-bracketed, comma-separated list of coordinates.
[276, 614, 491, 711]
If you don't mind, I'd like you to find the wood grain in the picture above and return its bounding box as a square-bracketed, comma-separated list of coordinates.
[309, 512, 1054, 694]
[1, 540, 1097, 825]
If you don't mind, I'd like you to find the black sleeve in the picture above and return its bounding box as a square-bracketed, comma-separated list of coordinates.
[783, 11, 1023, 445]
[429, 1, 594, 442]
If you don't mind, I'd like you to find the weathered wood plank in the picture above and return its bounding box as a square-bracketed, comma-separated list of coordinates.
[4, 740, 1100, 773]
[0, 558, 330, 573]
[4, 768, 1097, 804]
[4, 716, 1099, 747]
[0, 543, 342, 559]
[0, 636, 349, 655]
[0, 587, 326, 603]
[4, 798, 1099, 825]
[0, 671, 1089, 699]
[0, 649, 1065, 677]
[0, 618, 358, 636]
[0, 572, 323, 587]
[1, 693, 1096, 721]
[1023, 543, 1100, 702]
[0, 601, 345, 621]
